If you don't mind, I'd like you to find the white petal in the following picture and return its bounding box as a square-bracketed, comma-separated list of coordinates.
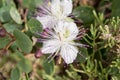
[54, 21, 64, 32]
[61, 0, 73, 16]
[41, 39, 60, 54]
[66, 22, 78, 34]
[36, 16, 54, 29]
[64, 22, 79, 40]
[54, 21, 79, 41]
[51, 0, 61, 16]
[54, 21, 67, 40]
[60, 44, 78, 64]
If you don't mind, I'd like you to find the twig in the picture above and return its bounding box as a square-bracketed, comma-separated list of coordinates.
[3, 32, 15, 50]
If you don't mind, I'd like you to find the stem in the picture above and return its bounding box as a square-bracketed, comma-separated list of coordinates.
[3, 32, 15, 50]
[83, 37, 93, 46]
[22, 9, 28, 32]
[25, 73, 29, 80]
[70, 64, 86, 74]
[91, 38, 96, 60]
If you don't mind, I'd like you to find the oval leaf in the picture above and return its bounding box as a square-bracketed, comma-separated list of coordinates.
[10, 7, 22, 24]
[13, 29, 32, 53]
[3, 22, 20, 33]
[73, 6, 94, 24]
[17, 59, 32, 73]
[0, 6, 11, 22]
[27, 18, 42, 34]
[43, 60, 54, 75]
[11, 67, 21, 80]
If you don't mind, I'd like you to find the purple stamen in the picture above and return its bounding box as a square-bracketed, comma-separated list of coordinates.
[36, 0, 52, 17]
[44, 28, 55, 36]
[68, 14, 75, 18]
[74, 43, 89, 48]
[37, 38, 48, 42]
[75, 36, 83, 40]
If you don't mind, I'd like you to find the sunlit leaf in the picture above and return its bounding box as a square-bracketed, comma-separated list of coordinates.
[10, 7, 22, 24]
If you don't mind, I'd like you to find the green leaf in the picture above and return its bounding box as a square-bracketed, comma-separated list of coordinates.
[76, 47, 88, 63]
[22, 0, 34, 9]
[10, 7, 22, 24]
[11, 67, 21, 80]
[0, 0, 2, 7]
[34, 0, 44, 7]
[0, 6, 11, 22]
[73, 6, 94, 24]
[13, 29, 32, 53]
[43, 60, 54, 75]
[28, 18, 43, 34]
[10, 51, 24, 61]
[22, 0, 43, 10]
[0, 35, 11, 49]
[108, 67, 120, 75]
[5, 0, 16, 7]
[17, 59, 32, 73]
[112, 0, 120, 17]
[3, 22, 20, 33]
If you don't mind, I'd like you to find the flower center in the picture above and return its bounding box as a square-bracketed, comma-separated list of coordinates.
[63, 28, 70, 38]
[58, 28, 70, 43]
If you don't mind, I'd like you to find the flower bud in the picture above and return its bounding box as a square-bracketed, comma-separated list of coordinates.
[35, 48, 43, 58]
[0, 28, 7, 37]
